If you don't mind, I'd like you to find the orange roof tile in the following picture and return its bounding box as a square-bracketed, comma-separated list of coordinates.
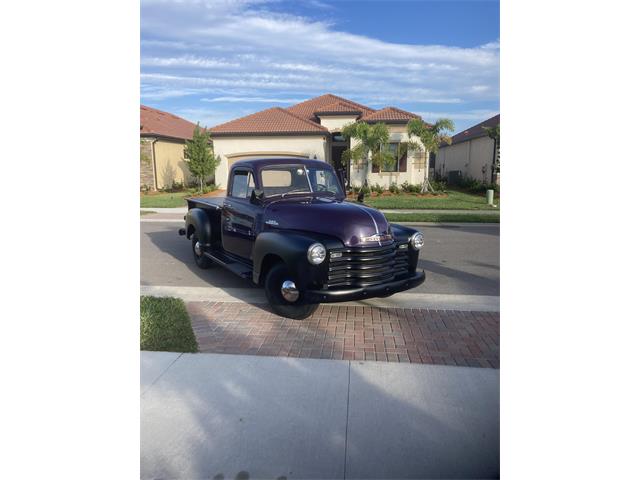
[287, 94, 375, 121]
[314, 101, 363, 115]
[361, 106, 421, 123]
[210, 107, 329, 135]
[140, 104, 199, 140]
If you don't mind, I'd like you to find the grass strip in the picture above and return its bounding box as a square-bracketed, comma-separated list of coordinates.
[140, 296, 198, 352]
[385, 212, 500, 223]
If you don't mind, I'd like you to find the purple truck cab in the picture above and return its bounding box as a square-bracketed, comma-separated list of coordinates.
[179, 157, 425, 319]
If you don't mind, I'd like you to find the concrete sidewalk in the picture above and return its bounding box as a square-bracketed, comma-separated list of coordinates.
[141, 351, 499, 479]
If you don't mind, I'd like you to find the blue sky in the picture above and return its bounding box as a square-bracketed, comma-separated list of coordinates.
[141, 0, 499, 132]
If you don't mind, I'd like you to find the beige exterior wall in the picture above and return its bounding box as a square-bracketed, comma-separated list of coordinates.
[152, 139, 194, 189]
[349, 124, 427, 189]
[435, 136, 495, 183]
[318, 115, 358, 132]
[140, 136, 206, 190]
[212, 135, 328, 189]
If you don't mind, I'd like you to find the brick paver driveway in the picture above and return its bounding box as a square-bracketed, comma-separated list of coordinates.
[187, 302, 499, 368]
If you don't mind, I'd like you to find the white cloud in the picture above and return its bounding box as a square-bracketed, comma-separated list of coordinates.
[416, 109, 499, 125]
[202, 96, 305, 103]
[141, 0, 499, 126]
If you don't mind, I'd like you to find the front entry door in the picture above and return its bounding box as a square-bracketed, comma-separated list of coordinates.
[331, 145, 349, 187]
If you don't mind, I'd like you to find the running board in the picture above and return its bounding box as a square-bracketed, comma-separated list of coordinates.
[204, 251, 253, 280]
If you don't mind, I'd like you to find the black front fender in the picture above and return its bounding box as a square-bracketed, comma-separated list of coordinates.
[253, 231, 332, 287]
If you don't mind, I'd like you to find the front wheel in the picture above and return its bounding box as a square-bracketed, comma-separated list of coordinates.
[264, 263, 318, 320]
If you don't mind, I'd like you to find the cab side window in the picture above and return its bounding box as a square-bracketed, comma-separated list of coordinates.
[230, 170, 255, 199]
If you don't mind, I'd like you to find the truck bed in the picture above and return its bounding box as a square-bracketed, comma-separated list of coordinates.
[186, 196, 225, 210]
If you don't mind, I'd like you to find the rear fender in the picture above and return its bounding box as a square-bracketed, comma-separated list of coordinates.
[185, 208, 212, 247]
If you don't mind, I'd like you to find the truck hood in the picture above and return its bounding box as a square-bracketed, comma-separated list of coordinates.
[263, 197, 391, 247]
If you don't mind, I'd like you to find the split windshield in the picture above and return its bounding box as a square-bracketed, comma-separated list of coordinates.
[260, 165, 343, 198]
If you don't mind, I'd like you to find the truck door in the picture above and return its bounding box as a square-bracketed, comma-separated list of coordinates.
[222, 169, 259, 260]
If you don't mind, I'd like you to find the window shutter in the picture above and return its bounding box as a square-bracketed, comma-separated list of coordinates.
[399, 151, 407, 172]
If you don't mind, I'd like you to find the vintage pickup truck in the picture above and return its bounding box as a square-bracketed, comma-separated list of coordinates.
[179, 158, 425, 319]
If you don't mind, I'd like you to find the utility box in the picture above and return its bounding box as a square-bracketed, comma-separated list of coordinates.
[486, 189, 494, 206]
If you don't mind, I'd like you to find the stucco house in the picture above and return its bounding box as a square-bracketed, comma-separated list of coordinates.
[209, 94, 428, 189]
[435, 114, 500, 185]
[140, 105, 199, 190]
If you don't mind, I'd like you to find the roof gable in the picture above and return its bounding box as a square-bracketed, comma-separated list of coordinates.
[286, 94, 375, 121]
[361, 106, 421, 123]
[140, 105, 198, 140]
[210, 107, 328, 136]
[314, 100, 363, 116]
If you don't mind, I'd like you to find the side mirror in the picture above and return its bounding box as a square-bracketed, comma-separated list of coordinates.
[250, 189, 263, 205]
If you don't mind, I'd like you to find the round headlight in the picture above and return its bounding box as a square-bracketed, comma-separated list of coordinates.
[410, 232, 424, 250]
[307, 243, 326, 265]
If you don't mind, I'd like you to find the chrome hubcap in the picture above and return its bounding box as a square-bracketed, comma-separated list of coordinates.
[281, 280, 299, 302]
[194, 241, 202, 256]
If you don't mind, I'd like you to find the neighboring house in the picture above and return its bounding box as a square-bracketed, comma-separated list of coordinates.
[435, 114, 500, 185]
[140, 105, 199, 190]
[209, 94, 427, 189]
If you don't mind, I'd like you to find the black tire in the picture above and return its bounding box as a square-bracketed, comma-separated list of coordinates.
[264, 263, 318, 320]
[192, 234, 213, 269]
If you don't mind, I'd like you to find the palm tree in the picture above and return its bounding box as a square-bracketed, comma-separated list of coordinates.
[407, 118, 455, 193]
[341, 122, 394, 187]
[483, 125, 500, 184]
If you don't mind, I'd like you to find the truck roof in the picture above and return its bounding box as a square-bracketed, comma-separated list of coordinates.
[231, 157, 334, 170]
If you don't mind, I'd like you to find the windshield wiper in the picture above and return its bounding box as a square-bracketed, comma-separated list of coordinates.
[280, 189, 311, 198]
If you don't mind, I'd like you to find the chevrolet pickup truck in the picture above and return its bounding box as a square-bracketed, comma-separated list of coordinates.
[179, 158, 425, 319]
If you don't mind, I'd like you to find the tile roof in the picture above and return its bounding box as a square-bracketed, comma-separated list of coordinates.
[286, 94, 375, 122]
[361, 106, 421, 123]
[448, 114, 500, 145]
[208, 94, 421, 135]
[210, 107, 329, 135]
[314, 101, 363, 115]
[140, 104, 198, 140]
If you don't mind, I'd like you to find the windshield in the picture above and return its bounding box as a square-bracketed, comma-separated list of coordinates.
[260, 165, 343, 198]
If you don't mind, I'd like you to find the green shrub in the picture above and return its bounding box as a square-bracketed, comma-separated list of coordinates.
[458, 176, 500, 194]
[372, 183, 384, 194]
[430, 180, 447, 193]
[359, 185, 371, 195]
[389, 182, 400, 194]
[400, 181, 422, 194]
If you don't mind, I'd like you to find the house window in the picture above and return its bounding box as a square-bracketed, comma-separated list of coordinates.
[373, 142, 407, 173]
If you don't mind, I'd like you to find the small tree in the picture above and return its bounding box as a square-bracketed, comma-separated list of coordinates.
[184, 124, 218, 193]
[407, 118, 455, 193]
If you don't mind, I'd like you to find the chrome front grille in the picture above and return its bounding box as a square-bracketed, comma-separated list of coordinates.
[327, 242, 410, 288]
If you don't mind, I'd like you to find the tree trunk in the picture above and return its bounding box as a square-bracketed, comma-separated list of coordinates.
[421, 150, 434, 194]
[200, 177, 203, 193]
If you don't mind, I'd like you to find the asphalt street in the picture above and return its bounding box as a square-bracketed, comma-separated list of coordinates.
[140, 221, 499, 296]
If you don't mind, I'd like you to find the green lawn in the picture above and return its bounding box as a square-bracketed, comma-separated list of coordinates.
[385, 212, 500, 223]
[362, 190, 499, 210]
[140, 192, 190, 208]
[140, 296, 198, 352]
